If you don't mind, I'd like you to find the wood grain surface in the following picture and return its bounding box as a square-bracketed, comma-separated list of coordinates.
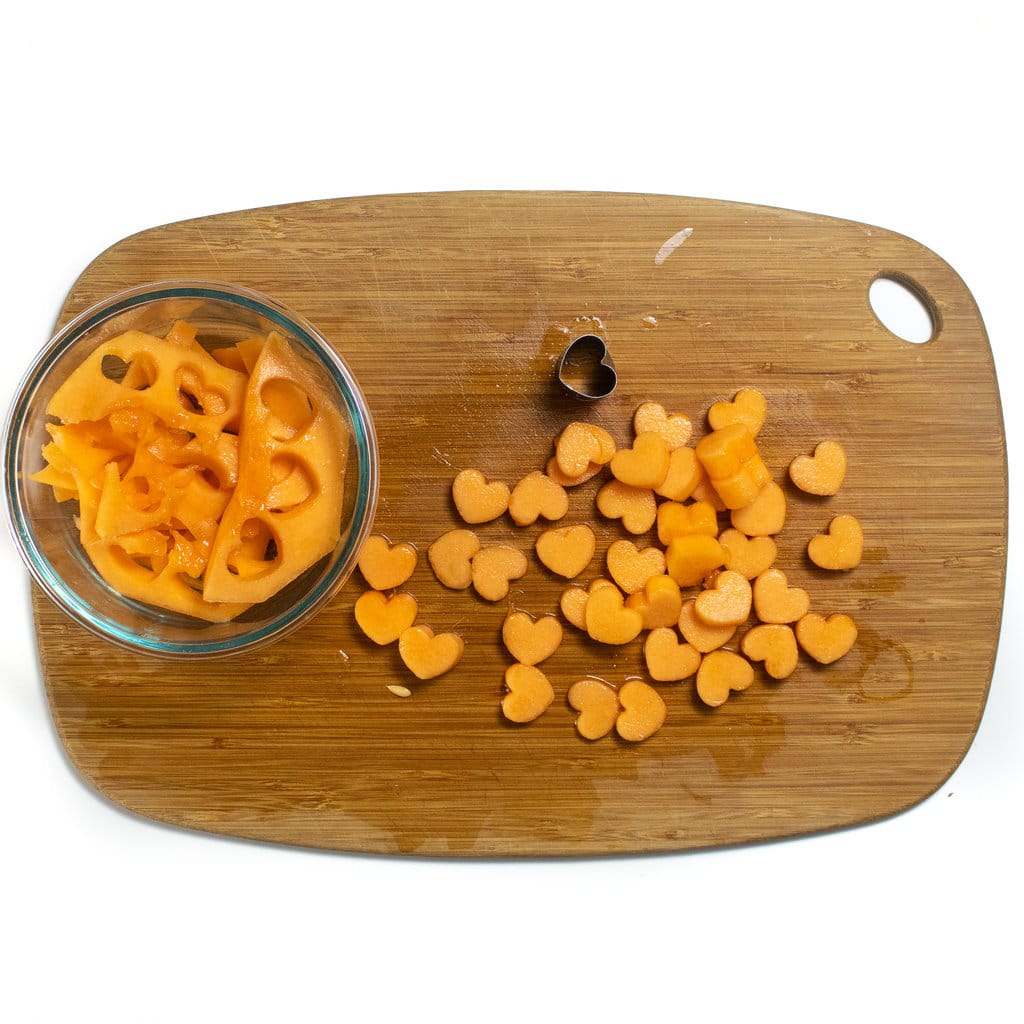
[32, 192, 1006, 856]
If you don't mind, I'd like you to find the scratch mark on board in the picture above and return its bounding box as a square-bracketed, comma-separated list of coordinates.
[194, 225, 225, 274]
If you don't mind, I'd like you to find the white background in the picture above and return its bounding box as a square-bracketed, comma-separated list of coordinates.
[2, 3, 1020, 1021]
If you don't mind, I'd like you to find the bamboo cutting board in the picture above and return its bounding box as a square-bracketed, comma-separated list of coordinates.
[33, 192, 1006, 856]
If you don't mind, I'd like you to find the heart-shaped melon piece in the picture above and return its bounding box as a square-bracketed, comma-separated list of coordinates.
[626, 575, 683, 630]
[502, 610, 563, 666]
[807, 514, 863, 570]
[795, 612, 857, 664]
[752, 567, 810, 624]
[633, 401, 693, 450]
[694, 569, 753, 627]
[609, 431, 671, 489]
[789, 440, 847, 496]
[654, 445, 704, 501]
[502, 663, 555, 723]
[606, 539, 666, 595]
[428, 528, 481, 590]
[665, 534, 728, 588]
[559, 578, 616, 630]
[677, 599, 736, 653]
[707, 387, 767, 436]
[656, 499, 718, 545]
[616, 678, 667, 742]
[595, 479, 657, 535]
[695, 649, 755, 707]
[357, 534, 418, 590]
[544, 456, 604, 488]
[398, 624, 464, 679]
[535, 524, 596, 579]
[717, 528, 777, 580]
[555, 422, 617, 477]
[354, 590, 418, 645]
[508, 470, 569, 526]
[568, 677, 621, 740]
[741, 623, 798, 679]
[644, 627, 701, 682]
[584, 584, 643, 646]
[730, 480, 786, 536]
[452, 468, 510, 524]
[471, 544, 528, 601]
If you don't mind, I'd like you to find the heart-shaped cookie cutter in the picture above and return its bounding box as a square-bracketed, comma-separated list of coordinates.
[556, 334, 618, 401]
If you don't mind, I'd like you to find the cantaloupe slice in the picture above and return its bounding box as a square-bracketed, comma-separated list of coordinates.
[47, 327, 248, 439]
[202, 332, 348, 605]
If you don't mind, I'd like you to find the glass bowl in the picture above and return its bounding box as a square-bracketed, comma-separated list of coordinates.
[2, 281, 378, 658]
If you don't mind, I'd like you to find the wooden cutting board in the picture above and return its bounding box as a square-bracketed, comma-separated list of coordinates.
[33, 192, 1006, 856]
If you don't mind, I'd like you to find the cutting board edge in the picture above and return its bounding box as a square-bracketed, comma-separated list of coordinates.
[41, 725, 974, 860]
[57, 189, 991, 315]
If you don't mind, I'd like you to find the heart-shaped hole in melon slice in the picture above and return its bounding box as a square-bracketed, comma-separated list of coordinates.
[176, 366, 230, 417]
[266, 454, 318, 514]
[121, 474, 164, 514]
[101, 352, 158, 391]
[225, 518, 281, 580]
[260, 377, 315, 441]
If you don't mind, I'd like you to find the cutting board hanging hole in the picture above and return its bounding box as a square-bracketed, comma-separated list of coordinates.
[869, 275, 936, 344]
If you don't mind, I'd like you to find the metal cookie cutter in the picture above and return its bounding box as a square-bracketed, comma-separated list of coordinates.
[556, 334, 618, 401]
